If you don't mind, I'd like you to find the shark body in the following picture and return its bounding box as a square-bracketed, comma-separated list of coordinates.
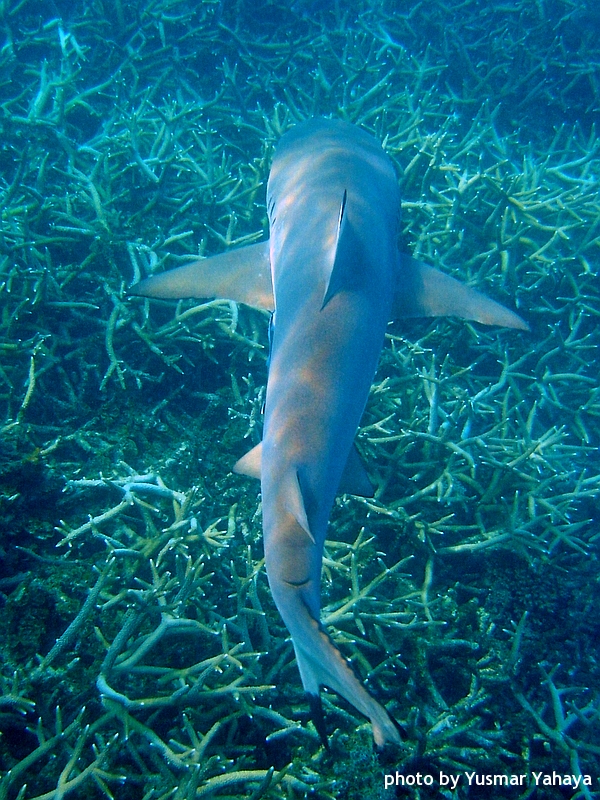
[132, 118, 528, 747]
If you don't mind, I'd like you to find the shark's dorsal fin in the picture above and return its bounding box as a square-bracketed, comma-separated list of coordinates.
[131, 240, 274, 311]
[233, 443, 262, 479]
[322, 190, 364, 309]
[338, 445, 374, 497]
[393, 254, 529, 331]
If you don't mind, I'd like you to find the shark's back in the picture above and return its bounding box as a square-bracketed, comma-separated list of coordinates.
[130, 117, 528, 749]
[267, 118, 400, 308]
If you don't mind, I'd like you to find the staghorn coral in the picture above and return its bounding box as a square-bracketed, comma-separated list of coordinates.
[1, 0, 599, 798]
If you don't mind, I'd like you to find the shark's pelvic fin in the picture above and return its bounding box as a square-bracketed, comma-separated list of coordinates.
[307, 692, 330, 750]
[235, 442, 373, 498]
[393, 254, 529, 331]
[130, 240, 274, 311]
[233, 443, 262, 479]
[338, 444, 374, 497]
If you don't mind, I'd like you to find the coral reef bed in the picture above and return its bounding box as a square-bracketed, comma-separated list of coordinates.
[1, 0, 599, 798]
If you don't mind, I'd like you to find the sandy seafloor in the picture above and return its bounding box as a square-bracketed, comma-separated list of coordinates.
[1, 0, 599, 798]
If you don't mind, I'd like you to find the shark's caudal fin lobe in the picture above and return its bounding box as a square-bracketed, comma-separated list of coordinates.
[390, 714, 408, 742]
[307, 692, 330, 750]
[393, 254, 530, 331]
[130, 241, 274, 311]
[291, 611, 403, 748]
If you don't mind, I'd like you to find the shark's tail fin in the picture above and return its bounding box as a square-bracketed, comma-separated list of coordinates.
[290, 604, 402, 747]
[267, 493, 402, 747]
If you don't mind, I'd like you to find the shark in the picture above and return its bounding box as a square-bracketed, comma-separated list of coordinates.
[131, 117, 528, 748]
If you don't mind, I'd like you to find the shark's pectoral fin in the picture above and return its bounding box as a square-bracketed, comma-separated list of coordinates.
[130, 240, 274, 311]
[322, 190, 364, 309]
[338, 445, 374, 497]
[233, 443, 262, 479]
[393, 254, 529, 331]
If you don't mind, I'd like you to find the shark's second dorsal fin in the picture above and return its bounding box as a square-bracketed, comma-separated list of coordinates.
[287, 470, 315, 544]
[393, 254, 529, 331]
[236, 448, 314, 544]
[130, 241, 274, 311]
[322, 190, 364, 309]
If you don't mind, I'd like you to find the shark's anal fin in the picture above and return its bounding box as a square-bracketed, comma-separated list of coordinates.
[393, 254, 529, 331]
[130, 240, 274, 311]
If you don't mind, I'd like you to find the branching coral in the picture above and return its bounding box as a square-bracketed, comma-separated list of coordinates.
[1, 0, 599, 798]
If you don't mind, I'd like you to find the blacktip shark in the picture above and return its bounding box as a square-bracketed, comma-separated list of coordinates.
[132, 118, 528, 748]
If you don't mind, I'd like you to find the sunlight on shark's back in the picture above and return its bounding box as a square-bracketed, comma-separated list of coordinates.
[131, 117, 528, 747]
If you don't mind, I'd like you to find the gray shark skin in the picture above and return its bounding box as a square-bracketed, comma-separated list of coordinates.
[132, 118, 528, 747]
